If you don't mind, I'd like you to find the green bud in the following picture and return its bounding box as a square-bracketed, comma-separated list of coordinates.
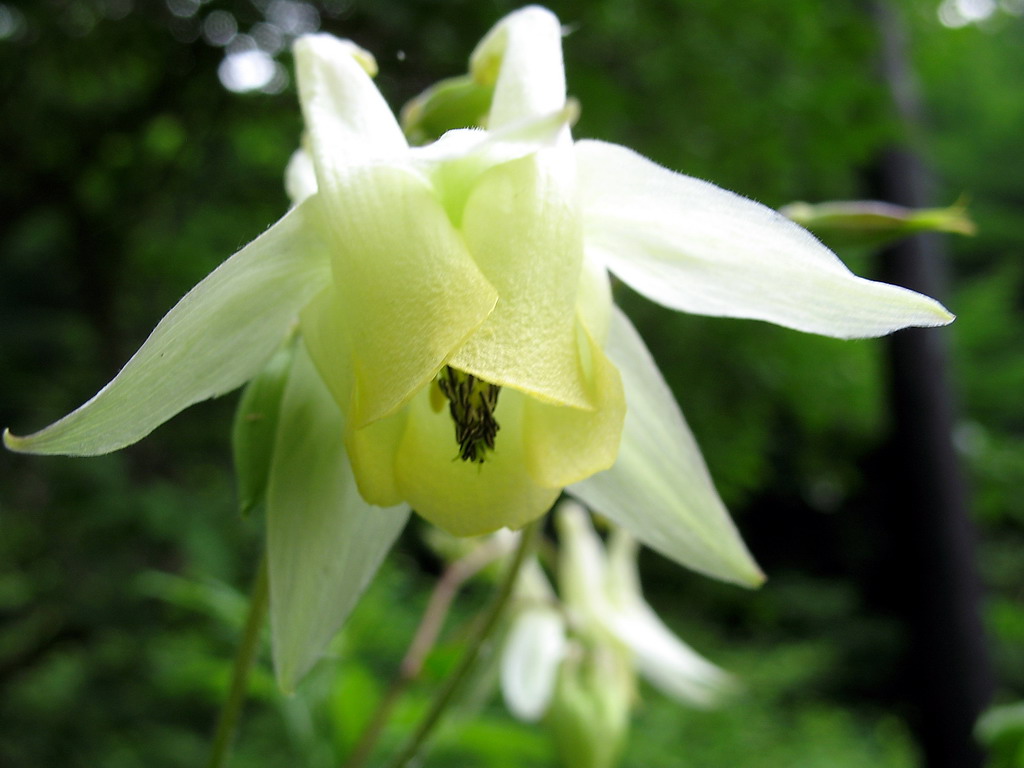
[546, 637, 634, 768]
[779, 198, 975, 250]
[400, 74, 496, 145]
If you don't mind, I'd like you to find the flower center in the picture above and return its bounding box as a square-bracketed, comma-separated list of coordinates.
[436, 366, 502, 463]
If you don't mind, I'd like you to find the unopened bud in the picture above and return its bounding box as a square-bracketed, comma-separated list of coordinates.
[780, 198, 975, 250]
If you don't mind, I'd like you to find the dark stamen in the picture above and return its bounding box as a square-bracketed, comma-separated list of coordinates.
[436, 367, 502, 463]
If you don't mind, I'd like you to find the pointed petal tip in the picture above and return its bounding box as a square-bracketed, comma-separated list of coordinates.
[274, 664, 300, 696]
[743, 564, 768, 589]
[2, 425, 56, 455]
[2, 427, 21, 452]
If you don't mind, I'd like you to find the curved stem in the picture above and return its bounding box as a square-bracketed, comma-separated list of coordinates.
[205, 555, 269, 768]
[342, 536, 516, 768]
[383, 520, 540, 768]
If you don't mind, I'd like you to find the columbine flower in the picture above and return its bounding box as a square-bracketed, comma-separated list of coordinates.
[3, 7, 952, 689]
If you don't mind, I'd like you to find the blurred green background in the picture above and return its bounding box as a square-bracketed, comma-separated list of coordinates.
[1, 0, 1022, 766]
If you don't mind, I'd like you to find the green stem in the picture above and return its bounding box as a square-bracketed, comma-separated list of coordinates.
[342, 536, 514, 768]
[383, 521, 540, 768]
[205, 556, 269, 768]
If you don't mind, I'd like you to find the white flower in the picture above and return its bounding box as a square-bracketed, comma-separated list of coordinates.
[4, 6, 953, 690]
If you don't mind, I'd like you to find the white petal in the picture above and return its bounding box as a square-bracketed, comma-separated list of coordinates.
[605, 530, 734, 708]
[569, 307, 764, 587]
[268, 345, 409, 692]
[4, 199, 330, 456]
[613, 601, 734, 708]
[577, 140, 954, 339]
[501, 593, 567, 721]
[470, 7, 567, 130]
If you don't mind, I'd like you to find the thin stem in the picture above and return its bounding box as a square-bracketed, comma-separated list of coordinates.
[342, 536, 515, 768]
[205, 555, 269, 768]
[383, 520, 540, 768]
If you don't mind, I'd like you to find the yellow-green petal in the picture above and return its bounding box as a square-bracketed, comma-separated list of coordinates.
[300, 286, 407, 506]
[345, 410, 408, 508]
[450, 151, 591, 408]
[4, 199, 331, 456]
[322, 164, 498, 427]
[394, 386, 559, 536]
[299, 285, 354, 409]
[522, 325, 624, 488]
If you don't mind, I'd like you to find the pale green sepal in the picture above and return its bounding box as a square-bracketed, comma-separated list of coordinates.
[568, 307, 765, 587]
[268, 345, 409, 692]
[232, 338, 297, 517]
[470, 6, 567, 131]
[4, 199, 331, 456]
[576, 140, 954, 339]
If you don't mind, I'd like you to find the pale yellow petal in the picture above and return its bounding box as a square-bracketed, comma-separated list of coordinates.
[450, 150, 590, 409]
[345, 409, 408, 507]
[394, 386, 558, 536]
[522, 324, 625, 488]
[322, 164, 498, 426]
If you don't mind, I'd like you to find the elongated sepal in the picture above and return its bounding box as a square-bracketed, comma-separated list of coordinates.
[4, 199, 330, 456]
[577, 140, 954, 339]
[268, 346, 409, 692]
[569, 308, 765, 587]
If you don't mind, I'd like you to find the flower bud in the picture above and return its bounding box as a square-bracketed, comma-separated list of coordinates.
[780, 198, 975, 250]
[546, 636, 634, 768]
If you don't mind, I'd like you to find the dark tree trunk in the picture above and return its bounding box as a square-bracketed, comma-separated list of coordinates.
[865, 3, 993, 766]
